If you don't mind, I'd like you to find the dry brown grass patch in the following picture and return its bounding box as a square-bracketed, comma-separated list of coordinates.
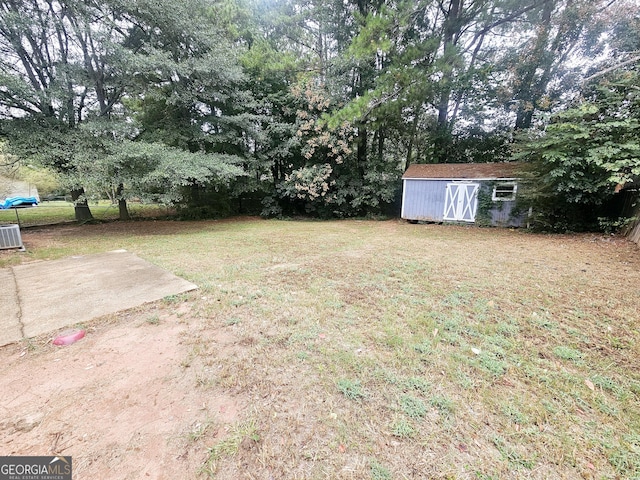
[4, 219, 640, 479]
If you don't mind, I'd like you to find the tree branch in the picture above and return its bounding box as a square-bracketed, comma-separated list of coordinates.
[473, 0, 553, 41]
[583, 56, 640, 84]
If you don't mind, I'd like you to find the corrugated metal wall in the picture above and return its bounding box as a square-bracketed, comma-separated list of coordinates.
[401, 179, 448, 221]
[490, 202, 523, 227]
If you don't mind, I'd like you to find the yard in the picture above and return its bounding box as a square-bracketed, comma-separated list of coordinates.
[1, 218, 639, 479]
[0, 200, 174, 228]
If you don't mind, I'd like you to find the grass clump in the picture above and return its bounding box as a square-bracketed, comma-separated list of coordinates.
[400, 395, 427, 419]
[492, 436, 536, 470]
[553, 345, 583, 362]
[400, 377, 430, 394]
[412, 340, 433, 355]
[391, 418, 415, 438]
[429, 394, 455, 415]
[370, 459, 392, 480]
[501, 404, 529, 425]
[477, 353, 507, 377]
[201, 419, 259, 477]
[337, 379, 366, 400]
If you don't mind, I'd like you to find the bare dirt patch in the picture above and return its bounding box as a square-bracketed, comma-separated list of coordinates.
[0, 299, 243, 479]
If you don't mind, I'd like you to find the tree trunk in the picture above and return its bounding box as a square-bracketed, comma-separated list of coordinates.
[514, 0, 554, 130]
[116, 184, 130, 220]
[377, 126, 384, 162]
[515, 108, 536, 130]
[434, 125, 452, 164]
[435, 0, 461, 162]
[71, 188, 93, 222]
[357, 126, 367, 178]
[405, 107, 420, 170]
[118, 199, 130, 220]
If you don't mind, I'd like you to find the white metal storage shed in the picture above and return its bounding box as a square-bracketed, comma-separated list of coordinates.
[401, 162, 526, 226]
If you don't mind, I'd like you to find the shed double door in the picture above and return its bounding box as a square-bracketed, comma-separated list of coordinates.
[443, 182, 479, 222]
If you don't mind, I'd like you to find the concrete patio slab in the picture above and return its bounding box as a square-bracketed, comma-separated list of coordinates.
[0, 269, 22, 345]
[0, 250, 197, 347]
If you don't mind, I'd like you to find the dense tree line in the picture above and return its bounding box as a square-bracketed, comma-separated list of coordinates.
[0, 0, 638, 229]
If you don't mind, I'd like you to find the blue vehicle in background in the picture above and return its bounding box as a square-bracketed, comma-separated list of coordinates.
[0, 196, 39, 209]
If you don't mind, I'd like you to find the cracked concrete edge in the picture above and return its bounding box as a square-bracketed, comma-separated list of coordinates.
[0, 268, 23, 347]
[11, 266, 25, 338]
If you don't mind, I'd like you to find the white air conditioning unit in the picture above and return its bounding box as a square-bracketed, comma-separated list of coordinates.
[0, 224, 25, 251]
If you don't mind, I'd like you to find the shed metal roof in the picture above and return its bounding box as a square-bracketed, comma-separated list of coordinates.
[402, 162, 524, 180]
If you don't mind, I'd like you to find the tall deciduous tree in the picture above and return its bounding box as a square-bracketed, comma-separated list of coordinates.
[0, 0, 248, 220]
[325, 0, 564, 165]
[503, 0, 614, 130]
[515, 68, 640, 230]
[511, 0, 640, 231]
[0, 0, 130, 219]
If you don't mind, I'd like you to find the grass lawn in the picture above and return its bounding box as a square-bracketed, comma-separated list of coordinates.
[3, 218, 640, 479]
[0, 200, 174, 227]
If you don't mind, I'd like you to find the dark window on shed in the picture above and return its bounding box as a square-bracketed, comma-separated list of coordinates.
[492, 183, 517, 201]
